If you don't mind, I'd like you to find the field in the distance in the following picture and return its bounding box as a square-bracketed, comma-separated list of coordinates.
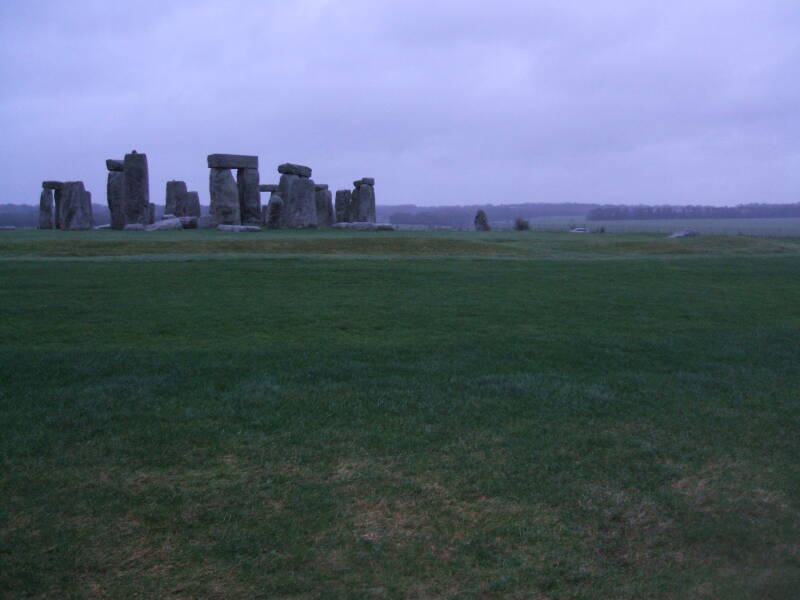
[1, 230, 799, 599]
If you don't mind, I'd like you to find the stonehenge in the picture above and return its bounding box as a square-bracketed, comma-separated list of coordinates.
[39, 152, 380, 232]
[207, 154, 260, 226]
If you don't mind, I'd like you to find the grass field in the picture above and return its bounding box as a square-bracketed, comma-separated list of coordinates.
[1, 229, 799, 599]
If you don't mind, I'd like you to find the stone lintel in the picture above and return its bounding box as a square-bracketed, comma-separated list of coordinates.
[106, 159, 124, 172]
[277, 163, 312, 178]
[207, 154, 259, 170]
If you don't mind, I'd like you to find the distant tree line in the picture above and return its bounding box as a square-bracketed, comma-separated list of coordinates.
[587, 203, 800, 221]
[384, 203, 597, 227]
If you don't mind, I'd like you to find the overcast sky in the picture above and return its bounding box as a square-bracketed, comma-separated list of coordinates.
[1, 0, 798, 207]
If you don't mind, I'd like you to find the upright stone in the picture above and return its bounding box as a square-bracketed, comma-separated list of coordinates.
[277, 164, 316, 228]
[350, 179, 376, 223]
[123, 151, 150, 226]
[180, 191, 201, 217]
[148, 203, 156, 225]
[265, 195, 283, 229]
[237, 168, 261, 226]
[165, 181, 188, 216]
[61, 182, 93, 230]
[315, 185, 334, 227]
[209, 168, 240, 225]
[335, 190, 351, 223]
[39, 188, 54, 229]
[107, 170, 126, 229]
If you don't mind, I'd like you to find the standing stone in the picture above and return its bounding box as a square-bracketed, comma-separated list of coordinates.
[179, 191, 201, 217]
[278, 164, 316, 228]
[474, 210, 491, 231]
[123, 151, 150, 226]
[335, 190, 351, 223]
[54, 188, 64, 229]
[237, 168, 261, 226]
[39, 188, 54, 229]
[148, 203, 156, 225]
[107, 170, 126, 230]
[314, 185, 334, 227]
[60, 182, 93, 230]
[350, 179, 376, 223]
[165, 181, 188, 217]
[209, 168, 240, 225]
[265, 195, 283, 229]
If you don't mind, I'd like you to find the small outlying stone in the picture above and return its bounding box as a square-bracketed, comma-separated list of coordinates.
[669, 229, 698, 238]
[277, 163, 312, 178]
[123, 223, 145, 231]
[207, 154, 259, 170]
[146, 217, 183, 231]
[217, 224, 262, 232]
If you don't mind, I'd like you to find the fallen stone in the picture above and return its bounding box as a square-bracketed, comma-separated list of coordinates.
[123, 151, 150, 226]
[278, 163, 312, 178]
[0, 225, 17, 231]
[207, 154, 258, 170]
[106, 159, 124, 172]
[107, 170, 126, 230]
[39, 188, 54, 229]
[179, 216, 198, 229]
[165, 180, 188, 216]
[162, 214, 176, 219]
[335, 190, 351, 223]
[42, 181, 64, 190]
[209, 168, 240, 225]
[123, 223, 145, 231]
[94, 224, 111, 230]
[146, 217, 183, 231]
[669, 229, 698, 238]
[237, 168, 261, 226]
[259, 184, 279, 193]
[217, 224, 261, 232]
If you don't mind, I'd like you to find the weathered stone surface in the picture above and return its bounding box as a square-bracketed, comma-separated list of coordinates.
[53, 188, 64, 229]
[146, 217, 183, 231]
[207, 154, 258, 170]
[350, 181, 376, 223]
[265, 195, 283, 229]
[217, 224, 262, 232]
[669, 229, 698, 238]
[162, 214, 176, 219]
[42, 181, 64, 190]
[39, 188, 54, 229]
[315, 187, 334, 227]
[259, 184, 279, 192]
[277, 163, 312, 178]
[209, 168, 240, 225]
[60, 181, 93, 230]
[148, 202, 156, 225]
[314, 184, 329, 191]
[123, 223, 145, 231]
[237, 168, 261, 226]
[179, 191, 201, 217]
[165, 181, 188, 216]
[278, 174, 317, 227]
[106, 159, 124, 172]
[354, 177, 375, 187]
[107, 171, 126, 230]
[332, 222, 394, 231]
[335, 190, 351, 223]
[123, 151, 150, 225]
[474, 210, 490, 231]
[179, 216, 198, 229]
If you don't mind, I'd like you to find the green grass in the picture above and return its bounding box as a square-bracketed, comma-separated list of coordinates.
[1, 230, 799, 599]
[517, 216, 800, 236]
